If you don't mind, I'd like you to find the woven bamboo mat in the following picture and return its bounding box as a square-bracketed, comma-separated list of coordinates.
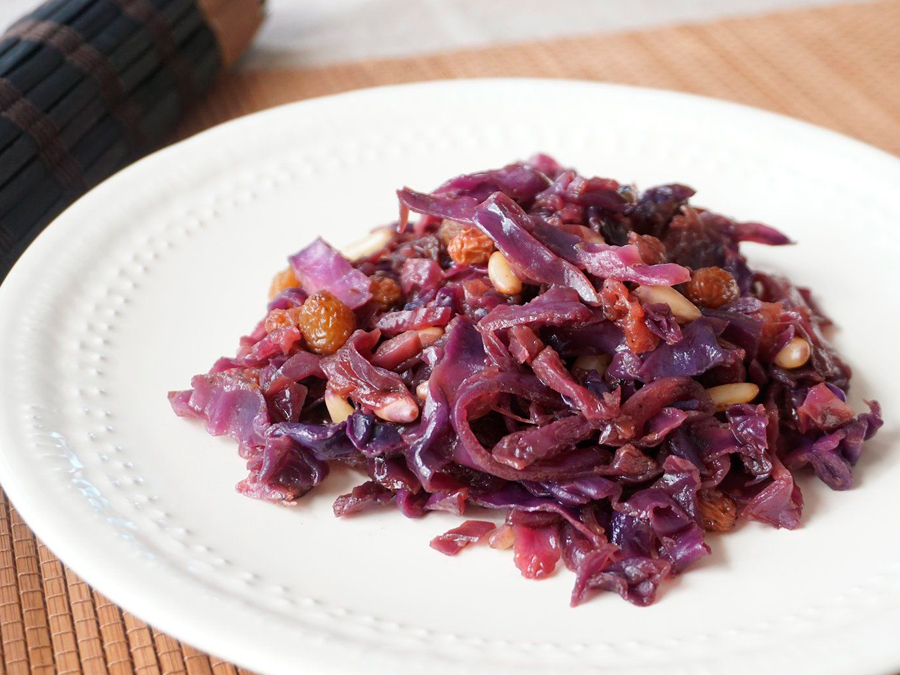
[2, 1, 899, 673]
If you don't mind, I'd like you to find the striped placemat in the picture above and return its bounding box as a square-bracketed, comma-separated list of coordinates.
[2, 1, 898, 672]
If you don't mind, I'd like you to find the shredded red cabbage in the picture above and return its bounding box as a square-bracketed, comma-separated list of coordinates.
[171, 156, 883, 607]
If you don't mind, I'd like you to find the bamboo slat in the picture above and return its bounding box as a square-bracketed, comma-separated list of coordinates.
[0, 0, 264, 279]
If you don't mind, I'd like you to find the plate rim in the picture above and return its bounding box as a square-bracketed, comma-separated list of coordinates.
[1, 77, 899, 675]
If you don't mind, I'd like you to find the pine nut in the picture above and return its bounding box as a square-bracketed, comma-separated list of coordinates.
[581, 229, 606, 244]
[566, 224, 605, 244]
[340, 227, 393, 260]
[416, 381, 429, 400]
[707, 383, 760, 411]
[774, 336, 811, 369]
[488, 524, 515, 550]
[416, 326, 444, 346]
[633, 285, 702, 321]
[374, 397, 420, 423]
[325, 389, 354, 423]
[488, 251, 523, 295]
[573, 354, 612, 376]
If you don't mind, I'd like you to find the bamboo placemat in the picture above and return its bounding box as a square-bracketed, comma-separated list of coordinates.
[2, 1, 899, 673]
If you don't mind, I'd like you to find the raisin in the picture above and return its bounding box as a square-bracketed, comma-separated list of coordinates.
[297, 290, 356, 355]
[627, 232, 668, 265]
[750, 300, 789, 359]
[685, 266, 739, 308]
[264, 307, 302, 333]
[447, 227, 494, 265]
[369, 276, 404, 308]
[610, 444, 657, 479]
[268, 266, 300, 299]
[438, 219, 470, 245]
[599, 279, 659, 354]
[697, 489, 737, 532]
[595, 214, 631, 246]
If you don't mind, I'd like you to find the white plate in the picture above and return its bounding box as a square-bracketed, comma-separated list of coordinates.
[0, 79, 898, 675]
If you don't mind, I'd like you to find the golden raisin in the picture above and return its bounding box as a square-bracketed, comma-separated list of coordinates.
[627, 232, 668, 265]
[268, 266, 300, 300]
[369, 276, 404, 308]
[264, 307, 303, 333]
[447, 227, 494, 265]
[697, 489, 737, 532]
[297, 291, 356, 355]
[685, 266, 740, 309]
[438, 219, 469, 245]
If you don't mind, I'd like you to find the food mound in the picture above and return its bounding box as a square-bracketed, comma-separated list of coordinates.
[170, 155, 882, 606]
